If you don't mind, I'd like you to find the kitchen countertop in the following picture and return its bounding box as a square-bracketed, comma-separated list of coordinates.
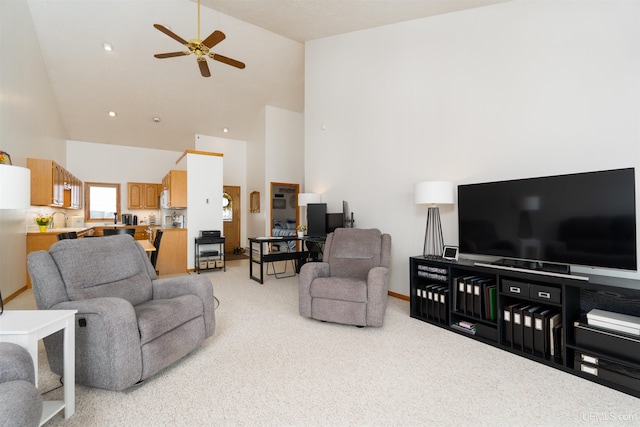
[26, 227, 92, 236]
[27, 224, 166, 235]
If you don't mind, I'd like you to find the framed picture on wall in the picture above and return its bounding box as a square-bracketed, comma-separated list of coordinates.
[250, 191, 260, 213]
[273, 198, 286, 209]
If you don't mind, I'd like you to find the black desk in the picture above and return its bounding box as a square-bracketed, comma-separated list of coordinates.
[248, 236, 311, 284]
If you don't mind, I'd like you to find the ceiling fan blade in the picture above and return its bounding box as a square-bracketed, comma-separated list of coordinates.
[154, 51, 191, 59]
[202, 30, 226, 49]
[153, 24, 189, 46]
[211, 53, 246, 69]
[198, 58, 211, 77]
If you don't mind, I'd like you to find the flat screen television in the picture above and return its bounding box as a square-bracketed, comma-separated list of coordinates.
[326, 213, 344, 233]
[458, 168, 637, 271]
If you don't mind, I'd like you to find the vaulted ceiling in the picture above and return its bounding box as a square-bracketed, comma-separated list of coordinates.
[26, 0, 507, 152]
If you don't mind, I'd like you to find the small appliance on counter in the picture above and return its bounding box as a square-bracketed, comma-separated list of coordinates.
[121, 213, 133, 225]
[162, 210, 186, 228]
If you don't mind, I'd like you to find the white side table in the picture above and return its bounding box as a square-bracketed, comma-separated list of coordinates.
[0, 310, 77, 425]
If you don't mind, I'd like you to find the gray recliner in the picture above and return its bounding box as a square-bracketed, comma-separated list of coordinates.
[27, 234, 215, 391]
[299, 228, 391, 327]
[0, 342, 43, 427]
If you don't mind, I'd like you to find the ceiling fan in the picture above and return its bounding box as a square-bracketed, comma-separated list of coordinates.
[153, 0, 245, 78]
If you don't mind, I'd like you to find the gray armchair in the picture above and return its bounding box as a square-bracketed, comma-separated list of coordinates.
[299, 228, 391, 327]
[0, 342, 43, 427]
[27, 234, 215, 391]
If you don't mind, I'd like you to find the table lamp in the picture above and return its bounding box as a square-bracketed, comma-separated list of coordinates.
[0, 164, 31, 314]
[414, 181, 454, 257]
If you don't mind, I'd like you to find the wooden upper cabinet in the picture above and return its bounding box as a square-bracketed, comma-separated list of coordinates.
[127, 182, 160, 209]
[27, 158, 82, 208]
[162, 170, 187, 208]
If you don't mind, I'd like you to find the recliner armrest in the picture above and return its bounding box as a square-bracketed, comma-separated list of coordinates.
[47, 297, 144, 391]
[367, 266, 390, 287]
[0, 343, 35, 385]
[298, 262, 330, 318]
[366, 266, 390, 327]
[151, 275, 215, 338]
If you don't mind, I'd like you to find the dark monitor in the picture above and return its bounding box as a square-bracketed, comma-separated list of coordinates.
[307, 203, 327, 237]
[326, 213, 344, 234]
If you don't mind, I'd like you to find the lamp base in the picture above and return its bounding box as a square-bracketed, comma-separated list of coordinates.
[423, 206, 444, 257]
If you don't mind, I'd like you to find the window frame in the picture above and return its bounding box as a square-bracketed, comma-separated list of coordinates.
[83, 182, 121, 222]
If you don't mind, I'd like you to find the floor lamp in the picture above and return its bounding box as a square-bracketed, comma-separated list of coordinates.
[0, 164, 31, 315]
[297, 193, 321, 232]
[414, 181, 454, 257]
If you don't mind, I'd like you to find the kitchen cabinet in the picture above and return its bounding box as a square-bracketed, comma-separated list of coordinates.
[27, 158, 82, 208]
[127, 182, 161, 209]
[162, 170, 187, 208]
[154, 228, 187, 275]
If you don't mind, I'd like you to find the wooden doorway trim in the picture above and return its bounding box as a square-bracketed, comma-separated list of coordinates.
[223, 185, 241, 253]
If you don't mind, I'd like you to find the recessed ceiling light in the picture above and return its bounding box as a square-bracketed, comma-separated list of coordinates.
[103, 42, 113, 52]
[153, 117, 161, 123]
[108, 111, 117, 117]
[223, 127, 229, 133]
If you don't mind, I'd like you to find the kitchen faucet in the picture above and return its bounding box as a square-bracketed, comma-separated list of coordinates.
[51, 211, 67, 229]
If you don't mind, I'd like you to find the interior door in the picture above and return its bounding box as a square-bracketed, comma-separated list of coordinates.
[223, 185, 241, 253]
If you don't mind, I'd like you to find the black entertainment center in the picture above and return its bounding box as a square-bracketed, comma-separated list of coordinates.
[410, 167, 640, 398]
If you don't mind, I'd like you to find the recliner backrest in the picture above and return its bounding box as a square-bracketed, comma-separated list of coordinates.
[324, 228, 387, 279]
[47, 234, 154, 306]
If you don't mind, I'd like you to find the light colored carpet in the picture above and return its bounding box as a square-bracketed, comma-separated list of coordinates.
[12, 259, 640, 426]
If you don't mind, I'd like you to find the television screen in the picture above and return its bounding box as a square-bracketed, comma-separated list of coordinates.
[458, 168, 637, 271]
[326, 213, 344, 233]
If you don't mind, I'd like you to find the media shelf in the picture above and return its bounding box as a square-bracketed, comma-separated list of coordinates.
[410, 255, 640, 398]
[195, 236, 226, 273]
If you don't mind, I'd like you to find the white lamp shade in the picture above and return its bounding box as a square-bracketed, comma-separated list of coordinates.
[0, 165, 30, 209]
[414, 181, 454, 205]
[298, 192, 321, 207]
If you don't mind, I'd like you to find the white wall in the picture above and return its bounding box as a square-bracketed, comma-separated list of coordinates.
[305, 0, 640, 295]
[0, 0, 67, 300]
[195, 134, 247, 249]
[246, 108, 267, 241]
[180, 152, 223, 269]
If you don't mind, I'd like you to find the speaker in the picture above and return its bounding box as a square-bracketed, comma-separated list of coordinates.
[307, 203, 327, 238]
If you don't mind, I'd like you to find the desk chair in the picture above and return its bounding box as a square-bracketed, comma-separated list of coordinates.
[150, 230, 163, 272]
[266, 240, 297, 279]
[104, 228, 135, 237]
[57, 231, 78, 240]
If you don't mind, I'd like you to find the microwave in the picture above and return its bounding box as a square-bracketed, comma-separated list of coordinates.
[160, 190, 170, 209]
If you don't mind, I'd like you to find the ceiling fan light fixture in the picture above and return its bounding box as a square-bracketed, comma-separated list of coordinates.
[153, 117, 161, 123]
[108, 111, 117, 117]
[153, 0, 245, 78]
[223, 127, 229, 133]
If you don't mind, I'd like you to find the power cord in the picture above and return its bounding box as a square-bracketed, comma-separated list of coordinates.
[42, 377, 64, 395]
